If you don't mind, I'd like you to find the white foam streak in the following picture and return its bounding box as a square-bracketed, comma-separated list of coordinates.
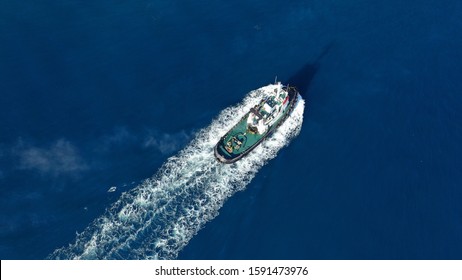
[49, 88, 305, 259]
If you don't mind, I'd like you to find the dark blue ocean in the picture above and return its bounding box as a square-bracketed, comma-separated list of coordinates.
[1, 0, 462, 259]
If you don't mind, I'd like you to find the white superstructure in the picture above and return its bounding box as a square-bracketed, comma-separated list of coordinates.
[246, 82, 290, 134]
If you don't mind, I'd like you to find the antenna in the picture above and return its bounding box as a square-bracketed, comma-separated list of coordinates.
[274, 76, 278, 84]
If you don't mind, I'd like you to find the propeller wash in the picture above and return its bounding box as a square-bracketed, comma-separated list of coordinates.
[49, 85, 305, 259]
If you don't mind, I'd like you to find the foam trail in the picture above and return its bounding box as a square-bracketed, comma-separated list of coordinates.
[49, 88, 305, 259]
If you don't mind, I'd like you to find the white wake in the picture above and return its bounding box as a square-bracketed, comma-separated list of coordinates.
[49, 87, 305, 259]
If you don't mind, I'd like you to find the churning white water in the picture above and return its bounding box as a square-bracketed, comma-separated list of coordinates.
[49, 86, 305, 259]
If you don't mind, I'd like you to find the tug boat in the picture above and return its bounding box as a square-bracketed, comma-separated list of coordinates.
[214, 81, 299, 163]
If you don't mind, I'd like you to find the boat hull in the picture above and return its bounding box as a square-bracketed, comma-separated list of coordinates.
[214, 86, 298, 164]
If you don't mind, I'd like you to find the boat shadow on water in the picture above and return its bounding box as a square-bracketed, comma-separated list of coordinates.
[285, 42, 334, 99]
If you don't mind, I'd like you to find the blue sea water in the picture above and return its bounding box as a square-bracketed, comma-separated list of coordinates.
[1, 0, 461, 259]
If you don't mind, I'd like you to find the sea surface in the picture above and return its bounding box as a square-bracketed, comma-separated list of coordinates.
[1, 0, 461, 259]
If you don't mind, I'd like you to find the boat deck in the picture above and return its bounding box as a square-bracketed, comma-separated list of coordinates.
[214, 84, 298, 163]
